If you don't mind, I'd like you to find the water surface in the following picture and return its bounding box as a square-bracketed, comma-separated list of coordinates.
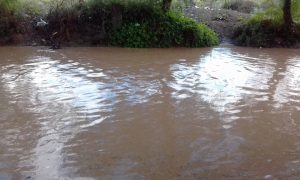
[1, 46, 300, 179]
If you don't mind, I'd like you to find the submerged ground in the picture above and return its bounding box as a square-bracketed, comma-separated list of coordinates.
[1, 45, 300, 179]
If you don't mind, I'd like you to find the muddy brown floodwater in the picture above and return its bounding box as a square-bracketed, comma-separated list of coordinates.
[0, 46, 300, 180]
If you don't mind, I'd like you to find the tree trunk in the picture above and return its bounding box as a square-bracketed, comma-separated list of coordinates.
[162, 0, 172, 12]
[283, 0, 293, 31]
[111, 4, 123, 31]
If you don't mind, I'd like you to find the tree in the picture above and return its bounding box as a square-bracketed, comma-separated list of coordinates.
[162, 0, 172, 12]
[283, 0, 293, 31]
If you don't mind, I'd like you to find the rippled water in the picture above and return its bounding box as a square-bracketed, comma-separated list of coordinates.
[1, 46, 300, 179]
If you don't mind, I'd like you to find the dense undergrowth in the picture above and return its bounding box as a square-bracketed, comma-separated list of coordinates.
[0, 0, 22, 44]
[233, 20, 300, 47]
[49, 0, 219, 47]
[0, 0, 51, 44]
[0, 0, 219, 48]
[112, 7, 219, 47]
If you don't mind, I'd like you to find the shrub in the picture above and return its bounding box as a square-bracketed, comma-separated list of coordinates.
[233, 19, 299, 47]
[111, 4, 219, 48]
[247, 7, 283, 26]
[0, 0, 24, 43]
[112, 23, 154, 48]
[0, 0, 19, 13]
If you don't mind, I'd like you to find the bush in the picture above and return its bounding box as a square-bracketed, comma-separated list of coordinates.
[0, 0, 19, 13]
[112, 23, 155, 48]
[233, 20, 299, 47]
[111, 4, 219, 48]
[0, 0, 24, 43]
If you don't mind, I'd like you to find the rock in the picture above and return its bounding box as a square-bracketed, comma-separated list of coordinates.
[31, 42, 38, 46]
[264, 175, 274, 180]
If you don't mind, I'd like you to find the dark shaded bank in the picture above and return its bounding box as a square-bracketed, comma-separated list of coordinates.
[233, 21, 300, 48]
[0, 1, 219, 48]
[231, 0, 300, 48]
[0, 7, 29, 45]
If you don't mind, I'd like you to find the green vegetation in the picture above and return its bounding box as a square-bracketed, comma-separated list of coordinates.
[111, 8, 219, 47]
[233, 20, 299, 47]
[0, 0, 22, 44]
[0, 0, 219, 47]
[233, 0, 300, 47]
[0, 0, 19, 12]
[1, 0, 299, 48]
[70, 0, 218, 47]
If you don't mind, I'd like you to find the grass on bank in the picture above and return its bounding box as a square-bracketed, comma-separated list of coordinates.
[233, 0, 300, 47]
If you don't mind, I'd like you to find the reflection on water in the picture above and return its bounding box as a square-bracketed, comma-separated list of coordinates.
[274, 56, 300, 110]
[0, 46, 300, 179]
[169, 47, 276, 129]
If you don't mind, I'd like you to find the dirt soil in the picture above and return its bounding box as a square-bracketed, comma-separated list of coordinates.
[184, 6, 250, 43]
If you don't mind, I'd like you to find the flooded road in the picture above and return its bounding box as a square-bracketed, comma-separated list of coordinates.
[0, 46, 300, 179]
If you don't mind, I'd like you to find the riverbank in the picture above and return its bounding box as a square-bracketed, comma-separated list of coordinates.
[1, 0, 299, 48]
[0, 5, 246, 47]
[0, 1, 219, 48]
[184, 6, 250, 42]
[233, 20, 300, 48]
[184, 3, 300, 48]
